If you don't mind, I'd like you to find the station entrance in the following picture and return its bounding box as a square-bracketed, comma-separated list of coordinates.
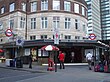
[61, 47, 83, 63]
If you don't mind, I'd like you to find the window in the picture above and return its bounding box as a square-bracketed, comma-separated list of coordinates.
[30, 35, 36, 40]
[31, 18, 36, 29]
[1, 7, 5, 14]
[0, 39, 3, 42]
[65, 35, 71, 39]
[75, 19, 78, 29]
[20, 17, 25, 28]
[31, 2, 37, 12]
[41, 35, 47, 39]
[82, 6, 85, 16]
[0, 22, 3, 29]
[64, 1, 70, 11]
[75, 36, 80, 40]
[74, 3, 79, 13]
[53, 16, 60, 29]
[41, 0, 48, 10]
[9, 3, 15, 12]
[21, 3, 26, 11]
[65, 18, 71, 29]
[38, 49, 48, 57]
[9, 19, 14, 29]
[83, 24, 86, 32]
[41, 17, 47, 29]
[53, 0, 60, 10]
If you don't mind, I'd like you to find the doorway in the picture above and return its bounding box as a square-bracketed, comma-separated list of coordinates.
[62, 47, 82, 63]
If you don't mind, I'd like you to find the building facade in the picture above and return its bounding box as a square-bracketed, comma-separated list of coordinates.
[1, 0, 108, 64]
[100, 0, 110, 40]
[85, 0, 102, 40]
[0, 0, 88, 44]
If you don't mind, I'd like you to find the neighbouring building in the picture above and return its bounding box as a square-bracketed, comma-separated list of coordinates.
[85, 0, 102, 40]
[100, 0, 110, 40]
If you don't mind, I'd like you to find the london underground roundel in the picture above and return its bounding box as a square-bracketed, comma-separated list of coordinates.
[5, 29, 13, 37]
[89, 33, 96, 40]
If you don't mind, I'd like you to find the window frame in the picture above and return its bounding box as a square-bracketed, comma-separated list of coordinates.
[31, 1, 37, 12]
[64, 1, 71, 11]
[53, 0, 60, 10]
[41, 0, 48, 11]
[41, 17, 48, 29]
[9, 3, 15, 12]
[31, 18, 36, 29]
[65, 17, 71, 29]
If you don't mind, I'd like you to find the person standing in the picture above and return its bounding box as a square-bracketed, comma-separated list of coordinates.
[58, 51, 65, 69]
[29, 52, 33, 69]
[86, 51, 93, 70]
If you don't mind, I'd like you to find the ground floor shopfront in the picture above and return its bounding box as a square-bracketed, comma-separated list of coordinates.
[2, 40, 109, 64]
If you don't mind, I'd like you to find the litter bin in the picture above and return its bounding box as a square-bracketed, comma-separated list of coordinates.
[10, 59, 15, 67]
[16, 57, 23, 68]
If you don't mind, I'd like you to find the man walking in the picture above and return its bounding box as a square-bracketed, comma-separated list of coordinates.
[29, 52, 33, 69]
[86, 51, 93, 70]
[58, 51, 65, 69]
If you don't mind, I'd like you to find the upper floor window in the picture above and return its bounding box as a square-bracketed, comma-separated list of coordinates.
[41, 35, 47, 39]
[41, 0, 48, 11]
[75, 19, 79, 30]
[64, 1, 70, 11]
[65, 18, 71, 29]
[20, 17, 25, 28]
[1, 7, 5, 14]
[83, 24, 86, 33]
[30, 35, 36, 40]
[31, 2, 37, 12]
[9, 3, 15, 12]
[0, 22, 3, 29]
[75, 36, 80, 40]
[65, 35, 71, 39]
[41, 17, 48, 29]
[31, 18, 36, 29]
[74, 3, 79, 13]
[21, 3, 26, 11]
[82, 6, 85, 16]
[53, 17, 60, 29]
[53, 0, 60, 10]
[9, 19, 14, 29]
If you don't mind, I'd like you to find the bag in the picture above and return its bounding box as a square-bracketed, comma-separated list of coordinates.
[94, 64, 100, 72]
[104, 65, 108, 72]
[99, 64, 104, 72]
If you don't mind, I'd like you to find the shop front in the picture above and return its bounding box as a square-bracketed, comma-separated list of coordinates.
[3, 39, 109, 64]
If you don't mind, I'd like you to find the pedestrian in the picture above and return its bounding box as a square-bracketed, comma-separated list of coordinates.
[29, 52, 33, 69]
[86, 51, 93, 70]
[71, 52, 75, 63]
[58, 51, 65, 69]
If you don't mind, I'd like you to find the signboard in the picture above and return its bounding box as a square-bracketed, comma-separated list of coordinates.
[89, 33, 96, 40]
[5, 29, 13, 37]
[16, 37, 24, 46]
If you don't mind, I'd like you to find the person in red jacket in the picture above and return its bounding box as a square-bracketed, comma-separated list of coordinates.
[58, 51, 65, 69]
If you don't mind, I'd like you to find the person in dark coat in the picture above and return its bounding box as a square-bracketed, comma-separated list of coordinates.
[29, 52, 33, 69]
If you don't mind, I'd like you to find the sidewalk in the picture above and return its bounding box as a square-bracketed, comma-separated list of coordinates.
[0, 62, 48, 73]
[0, 62, 88, 73]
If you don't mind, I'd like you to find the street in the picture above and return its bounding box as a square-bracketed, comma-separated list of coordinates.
[0, 68, 47, 82]
[0, 66, 110, 82]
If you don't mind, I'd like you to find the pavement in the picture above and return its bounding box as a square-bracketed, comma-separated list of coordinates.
[0, 62, 110, 82]
[0, 62, 48, 73]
